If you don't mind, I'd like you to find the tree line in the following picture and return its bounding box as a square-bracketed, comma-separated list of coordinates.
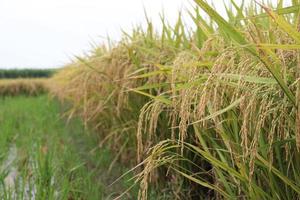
[0, 69, 56, 79]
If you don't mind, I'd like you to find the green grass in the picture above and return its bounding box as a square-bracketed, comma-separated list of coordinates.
[0, 95, 138, 199]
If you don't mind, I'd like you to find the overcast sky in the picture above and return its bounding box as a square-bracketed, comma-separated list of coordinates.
[0, 0, 287, 69]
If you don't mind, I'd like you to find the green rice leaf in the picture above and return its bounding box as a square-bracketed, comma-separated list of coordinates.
[256, 43, 300, 49]
[193, 0, 296, 106]
[129, 89, 171, 105]
[190, 98, 242, 125]
[242, 5, 300, 20]
[130, 70, 170, 79]
[220, 73, 277, 84]
[261, 5, 300, 43]
[172, 167, 231, 199]
[257, 154, 300, 193]
[130, 83, 170, 91]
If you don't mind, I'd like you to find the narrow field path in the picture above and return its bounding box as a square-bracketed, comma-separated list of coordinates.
[0, 96, 136, 200]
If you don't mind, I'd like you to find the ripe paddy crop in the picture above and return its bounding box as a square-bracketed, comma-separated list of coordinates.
[4, 0, 300, 199]
[0, 79, 49, 96]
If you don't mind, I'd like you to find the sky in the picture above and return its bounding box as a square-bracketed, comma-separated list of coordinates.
[0, 0, 286, 69]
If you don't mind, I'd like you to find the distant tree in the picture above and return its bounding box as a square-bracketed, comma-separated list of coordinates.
[0, 69, 56, 79]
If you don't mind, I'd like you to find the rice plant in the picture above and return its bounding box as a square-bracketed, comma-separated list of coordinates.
[50, 0, 300, 199]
